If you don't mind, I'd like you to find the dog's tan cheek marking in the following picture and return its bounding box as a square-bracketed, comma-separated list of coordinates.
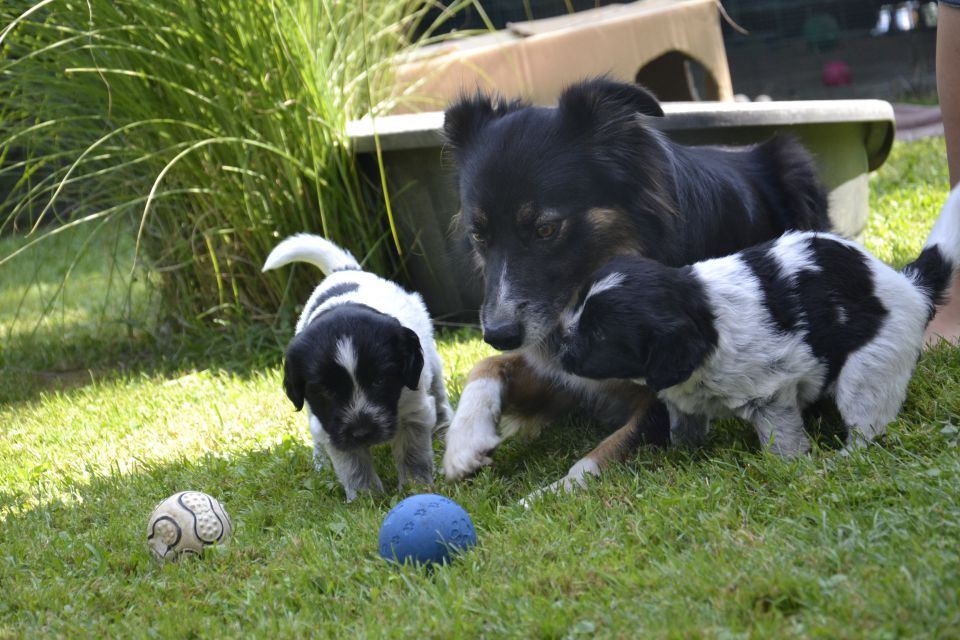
[582, 384, 656, 469]
[586, 207, 645, 259]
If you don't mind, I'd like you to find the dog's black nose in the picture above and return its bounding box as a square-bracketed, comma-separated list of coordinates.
[483, 321, 524, 351]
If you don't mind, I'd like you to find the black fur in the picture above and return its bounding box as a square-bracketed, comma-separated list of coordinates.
[797, 237, 887, 382]
[740, 242, 801, 334]
[283, 303, 423, 450]
[302, 282, 359, 320]
[904, 246, 954, 317]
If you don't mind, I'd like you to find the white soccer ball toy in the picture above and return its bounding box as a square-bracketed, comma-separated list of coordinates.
[146, 491, 232, 562]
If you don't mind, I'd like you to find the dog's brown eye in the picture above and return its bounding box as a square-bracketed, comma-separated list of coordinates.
[471, 230, 488, 246]
[536, 223, 556, 239]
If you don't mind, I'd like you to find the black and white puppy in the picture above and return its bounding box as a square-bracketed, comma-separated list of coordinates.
[263, 234, 453, 501]
[560, 188, 960, 456]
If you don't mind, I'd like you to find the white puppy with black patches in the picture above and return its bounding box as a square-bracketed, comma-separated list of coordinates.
[263, 234, 453, 501]
[560, 187, 960, 457]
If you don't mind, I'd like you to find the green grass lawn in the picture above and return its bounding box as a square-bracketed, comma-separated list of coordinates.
[2, 137, 959, 638]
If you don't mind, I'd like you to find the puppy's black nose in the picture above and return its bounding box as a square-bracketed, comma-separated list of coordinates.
[349, 414, 386, 446]
[483, 321, 524, 351]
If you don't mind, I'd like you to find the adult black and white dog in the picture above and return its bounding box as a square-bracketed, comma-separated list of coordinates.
[263, 234, 453, 501]
[440, 77, 831, 495]
[559, 187, 960, 455]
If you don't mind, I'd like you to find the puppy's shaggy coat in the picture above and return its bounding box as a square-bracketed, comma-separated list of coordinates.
[560, 188, 960, 455]
[263, 234, 452, 501]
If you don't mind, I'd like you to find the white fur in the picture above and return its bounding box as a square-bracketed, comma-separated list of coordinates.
[334, 337, 357, 377]
[519, 457, 601, 508]
[264, 234, 453, 501]
[834, 257, 929, 444]
[924, 183, 960, 266]
[772, 231, 820, 275]
[262, 233, 359, 274]
[563, 272, 626, 332]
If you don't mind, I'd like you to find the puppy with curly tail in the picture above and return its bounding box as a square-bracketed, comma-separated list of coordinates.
[560, 186, 960, 456]
[263, 234, 453, 501]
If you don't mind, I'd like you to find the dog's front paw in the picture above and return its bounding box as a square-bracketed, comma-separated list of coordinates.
[519, 458, 600, 508]
[442, 379, 503, 481]
[443, 419, 501, 481]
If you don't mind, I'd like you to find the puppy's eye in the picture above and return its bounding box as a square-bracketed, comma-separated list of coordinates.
[536, 222, 557, 239]
[592, 327, 606, 342]
[470, 230, 488, 246]
[307, 385, 332, 404]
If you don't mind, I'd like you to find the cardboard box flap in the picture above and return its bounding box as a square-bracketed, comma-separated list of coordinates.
[506, 0, 709, 37]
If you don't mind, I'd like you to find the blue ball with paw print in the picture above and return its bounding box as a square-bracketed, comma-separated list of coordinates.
[378, 494, 477, 566]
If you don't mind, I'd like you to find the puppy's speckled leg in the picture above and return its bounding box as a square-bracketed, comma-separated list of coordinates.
[310, 414, 382, 501]
[749, 402, 810, 458]
[312, 440, 326, 472]
[668, 406, 711, 449]
[429, 354, 455, 433]
[326, 445, 384, 502]
[394, 396, 437, 488]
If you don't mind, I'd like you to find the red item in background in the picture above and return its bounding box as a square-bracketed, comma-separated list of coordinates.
[822, 60, 853, 87]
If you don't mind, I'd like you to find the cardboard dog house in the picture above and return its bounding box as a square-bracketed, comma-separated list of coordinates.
[389, 0, 734, 113]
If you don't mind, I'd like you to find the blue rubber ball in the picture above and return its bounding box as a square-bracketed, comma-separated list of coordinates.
[378, 494, 477, 566]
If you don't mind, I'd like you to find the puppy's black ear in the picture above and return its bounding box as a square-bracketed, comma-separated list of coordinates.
[283, 335, 315, 411]
[558, 77, 664, 132]
[398, 327, 424, 390]
[283, 354, 306, 411]
[443, 92, 525, 156]
[643, 327, 712, 392]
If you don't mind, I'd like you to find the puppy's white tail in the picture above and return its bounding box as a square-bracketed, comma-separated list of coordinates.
[903, 185, 960, 316]
[261, 233, 361, 275]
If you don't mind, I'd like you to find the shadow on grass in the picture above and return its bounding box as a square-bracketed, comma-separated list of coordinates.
[0, 320, 292, 407]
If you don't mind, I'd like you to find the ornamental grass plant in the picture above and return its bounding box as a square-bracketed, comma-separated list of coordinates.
[0, 0, 471, 329]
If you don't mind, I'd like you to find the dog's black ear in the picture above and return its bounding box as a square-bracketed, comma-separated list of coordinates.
[558, 77, 664, 132]
[398, 327, 424, 390]
[443, 92, 525, 155]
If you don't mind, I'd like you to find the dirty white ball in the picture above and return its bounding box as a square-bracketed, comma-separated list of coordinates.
[146, 491, 232, 562]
